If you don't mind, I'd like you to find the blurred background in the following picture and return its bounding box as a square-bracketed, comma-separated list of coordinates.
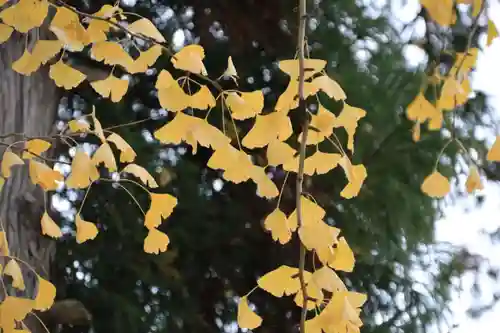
[39, 0, 500, 332]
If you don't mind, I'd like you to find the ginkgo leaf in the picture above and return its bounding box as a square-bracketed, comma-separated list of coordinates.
[264, 208, 292, 244]
[339, 158, 367, 199]
[41, 212, 62, 239]
[488, 20, 498, 46]
[189, 85, 216, 110]
[309, 75, 347, 101]
[221, 56, 238, 83]
[122, 164, 158, 188]
[304, 151, 342, 176]
[75, 214, 99, 244]
[0, 296, 33, 330]
[225, 90, 264, 120]
[66, 150, 100, 189]
[487, 136, 500, 161]
[50, 6, 90, 51]
[294, 280, 324, 309]
[92, 142, 117, 172]
[275, 80, 299, 113]
[242, 111, 293, 148]
[288, 196, 326, 232]
[311, 266, 347, 292]
[421, 170, 450, 198]
[125, 45, 163, 74]
[91, 74, 129, 103]
[32, 40, 64, 65]
[450, 48, 479, 78]
[49, 60, 86, 89]
[144, 228, 170, 254]
[68, 119, 90, 133]
[279, 59, 326, 80]
[267, 140, 296, 167]
[207, 144, 255, 184]
[237, 297, 262, 330]
[144, 193, 178, 229]
[407, 93, 443, 130]
[29, 160, 63, 191]
[299, 104, 336, 145]
[156, 70, 191, 112]
[0, 23, 13, 43]
[25, 139, 51, 157]
[171, 44, 207, 75]
[0, 0, 49, 33]
[91, 108, 106, 142]
[128, 18, 166, 43]
[466, 166, 483, 193]
[2, 150, 24, 178]
[420, 0, 455, 26]
[33, 275, 56, 311]
[91, 41, 132, 68]
[107, 133, 136, 162]
[299, 219, 340, 251]
[334, 103, 367, 152]
[257, 265, 312, 297]
[12, 49, 40, 75]
[437, 77, 471, 110]
[0, 231, 9, 256]
[4, 259, 25, 291]
[329, 237, 355, 272]
[251, 166, 279, 199]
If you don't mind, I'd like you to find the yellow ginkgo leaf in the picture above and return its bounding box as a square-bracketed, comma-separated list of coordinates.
[299, 104, 336, 145]
[0, 0, 49, 33]
[0, 23, 13, 43]
[92, 142, 117, 172]
[91, 74, 129, 103]
[143, 228, 170, 254]
[266, 140, 296, 167]
[189, 85, 216, 110]
[278, 59, 326, 80]
[128, 18, 166, 43]
[466, 166, 483, 193]
[90, 41, 132, 68]
[299, 219, 340, 251]
[225, 90, 264, 120]
[221, 56, 238, 83]
[339, 158, 367, 199]
[2, 151, 24, 178]
[488, 20, 498, 46]
[309, 75, 347, 101]
[275, 80, 299, 113]
[156, 70, 191, 112]
[420, 0, 456, 26]
[264, 208, 292, 244]
[75, 214, 99, 244]
[189, 118, 231, 151]
[0, 231, 9, 256]
[242, 111, 293, 149]
[49, 60, 86, 89]
[207, 144, 255, 184]
[50, 6, 90, 51]
[333, 103, 367, 152]
[65, 150, 100, 189]
[4, 259, 25, 291]
[68, 119, 90, 133]
[122, 164, 158, 188]
[294, 280, 324, 309]
[41, 212, 62, 239]
[171, 44, 207, 76]
[487, 136, 500, 161]
[288, 196, 326, 232]
[329, 236, 355, 272]
[33, 275, 56, 311]
[91, 108, 106, 143]
[437, 77, 471, 111]
[25, 139, 51, 156]
[29, 160, 64, 191]
[32, 40, 64, 65]
[257, 265, 312, 297]
[407, 93, 443, 130]
[450, 48, 479, 78]
[421, 170, 450, 198]
[107, 133, 136, 163]
[125, 45, 163, 74]
[154, 112, 199, 146]
[12, 49, 40, 76]
[311, 266, 347, 292]
[304, 151, 342, 176]
[144, 193, 178, 229]
[251, 166, 279, 199]
[0, 296, 33, 329]
[237, 296, 262, 330]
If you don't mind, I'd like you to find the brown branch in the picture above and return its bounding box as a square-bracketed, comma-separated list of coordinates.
[295, 0, 309, 331]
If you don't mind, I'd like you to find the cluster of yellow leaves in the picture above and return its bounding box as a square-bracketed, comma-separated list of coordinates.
[0, 232, 57, 332]
[0, 110, 177, 254]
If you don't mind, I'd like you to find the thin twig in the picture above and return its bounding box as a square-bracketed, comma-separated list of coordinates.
[296, 0, 309, 331]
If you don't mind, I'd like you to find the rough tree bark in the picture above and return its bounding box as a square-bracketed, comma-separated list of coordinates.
[0, 32, 60, 332]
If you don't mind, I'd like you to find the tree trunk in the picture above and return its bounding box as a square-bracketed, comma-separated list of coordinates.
[0, 33, 60, 332]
